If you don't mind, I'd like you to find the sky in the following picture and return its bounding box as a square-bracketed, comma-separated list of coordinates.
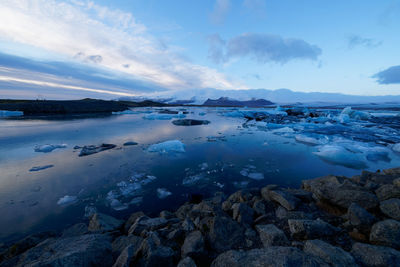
[0, 0, 399, 99]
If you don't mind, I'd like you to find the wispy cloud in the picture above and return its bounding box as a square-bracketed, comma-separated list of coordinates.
[347, 35, 382, 49]
[210, 0, 231, 25]
[243, 0, 267, 18]
[208, 33, 321, 64]
[373, 65, 400, 84]
[0, 0, 239, 94]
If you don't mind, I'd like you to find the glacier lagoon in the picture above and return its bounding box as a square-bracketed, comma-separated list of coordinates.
[0, 106, 400, 242]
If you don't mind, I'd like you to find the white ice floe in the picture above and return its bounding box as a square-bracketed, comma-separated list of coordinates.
[0, 110, 23, 117]
[34, 144, 67, 153]
[182, 173, 204, 186]
[129, 197, 143, 205]
[295, 135, 327, 146]
[110, 198, 128, 211]
[57, 195, 78, 206]
[247, 172, 265, 180]
[313, 145, 367, 169]
[157, 188, 172, 199]
[271, 127, 295, 134]
[143, 112, 185, 120]
[147, 140, 185, 153]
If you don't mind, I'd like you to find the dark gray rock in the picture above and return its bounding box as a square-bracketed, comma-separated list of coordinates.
[375, 184, 400, 201]
[210, 247, 329, 267]
[177, 257, 197, 267]
[275, 206, 313, 220]
[181, 231, 204, 258]
[123, 141, 138, 146]
[113, 244, 136, 267]
[266, 189, 301, 211]
[172, 119, 210, 126]
[124, 211, 145, 233]
[182, 218, 196, 232]
[370, 219, 400, 249]
[351, 242, 400, 267]
[61, 223, 88, 238]
[88, 213, 124, 232]
[79, 143, 116, 156]
[380, 198, 400, 220]
[347, 203, 376, 231]
[160, 210, 175, 219]
[255, 224, 289, 247]
[232, 203, 254, 227]
[288, 219, 338, 240]
[207, 216, 246, 253]
[304, 239, 357, 267]
[128, 216, 168, 235]
[112, 235, 143, 259]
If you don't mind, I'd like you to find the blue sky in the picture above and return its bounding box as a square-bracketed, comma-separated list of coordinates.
[0, 0, 399, 99]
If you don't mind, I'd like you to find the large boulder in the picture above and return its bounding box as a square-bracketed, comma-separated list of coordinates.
[123, 211, 145, 233]
[255, 224, 289, 247]
[112, 235, 143, 259]
[113, 244, 137, 267]
[232, 203, 254, 227]
[177, 257, 197, 267]
[181, 231, 204, 259]
[347, 203, 376, 231]
[380, 198, 400, 220]
[303, 239, 357, 267]
[210, 247, 329, 267]
[207, 216, 246, 253]
[88, 213, 124, 232]
[375, 185, 400, 201]
[288, 219, 338, 240]
[264, 189, 301, 211]
[128, 216, 168, 235]
[351, 242, 400, 267]
[370, 219, 400, 249]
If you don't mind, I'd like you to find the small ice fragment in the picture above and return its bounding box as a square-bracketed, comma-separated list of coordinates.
[182, 174, 204, 186]
[84, 205, 97, 218]
[240, 169, 249, 177]
[248, 172, 264, 180]
[295, 135, 323, 146]
[199, 163, 208, 170]
[147, 140, 185, 153]
[34, 144, 67, 153]
[129, 197, 143, 205]
[143, 112, 186, 120]
[29, 165, 54, 172]
[157, 188, 172, 199]
[57, 195, 77, 206]
[215, 182, 224, 188]
[110, 199, 128, 211]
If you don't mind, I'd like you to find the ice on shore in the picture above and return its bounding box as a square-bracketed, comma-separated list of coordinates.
[0, 110, 23, 117]
[143, 112, 185, 120]
[57, 195, 78, 206]
[34, 144, 67, 153]
[157, 188, 172, 199]
[29, 165, 54, 172]
[147, 140, 185, 153]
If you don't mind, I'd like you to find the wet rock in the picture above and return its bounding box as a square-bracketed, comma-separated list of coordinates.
[181, 231, 204, 258]
[375, 184, 400, 201]
[210, 247, 329, 267]
[112, 235, 143, 259]
[380, 198, 400, 220]
[394, 178, 400, 187]
[61, 223, 88, 238]
[351, 242, 400, 267]
[275, 206, 313, 220]
[232, 203, 254, 227]
[255, 224, 289, 247]
[347, 203, 376, 231]
[123, 141, 138, 146]
[88, 213, 124, 232]
[172, 119, 210, 126]
[207, 216, 246, 253]
[124, 211, 145, 233]
[177, 257, 197, 267]
[160, 210, 175, 219]
[265, 189, 300, 211]
[113, 244, 136, 267]
[370, 219, 400, 249]
[288, 219, 339, 240]
[303, 239, 357, 267]
[182, 218, 196, 232]
[79, 143, 116, 156]
[128, 216, 168, 236]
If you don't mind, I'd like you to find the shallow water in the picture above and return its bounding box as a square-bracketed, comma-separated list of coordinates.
[0, 106, 399, 242]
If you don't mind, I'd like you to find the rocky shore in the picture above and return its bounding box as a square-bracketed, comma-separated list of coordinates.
[2, 168, 400, 266]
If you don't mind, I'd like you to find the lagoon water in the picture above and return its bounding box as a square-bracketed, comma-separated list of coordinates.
[1, 107, 399, 242]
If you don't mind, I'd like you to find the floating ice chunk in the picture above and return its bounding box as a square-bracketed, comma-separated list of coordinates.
[84, 205, 97, 218]
[147, 140, 185, 153]
[57, 195, 78, 206]
[129, 197, 143, 205]
[247, 172, 264, 180]
[337, 107, 371, 122]
[224, 110, 244, 118]
[119, 182, 142, 197]
[271, 127, 294, 134]
[199, 163, 209, 170]
[392, 143, 400, 153]
[313, 145, 367, 169]
[0, 110, 23, 117]
[215, 182, 224, 188]
[34, 144, 67, 153]
[295, 135, 326, 146]
[157, 188, 172, 199]
[110, 199, 128, 211]
[240, 169, 249, 177]
[29, 165, 54, 172]
[182, 173, 205, 186]
[143, 112, 185, 120]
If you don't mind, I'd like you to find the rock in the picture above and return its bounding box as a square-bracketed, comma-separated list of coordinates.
[275, 206, 313, 220]
[172, 119, 210, 126]
[175, 204, 194, 220]
[333, 189, 378, 210]
[207, 216, 246, 253]
[128, 216, 168, 235]
[252, 200, 267, 216]
[182, 218, 196, 232]
[167, 229, 185, 243]
[124, 211, 145, 233]
[383, 167, 400, 176]
[160, 210, 175, 219]
[288, 219, 338, 240]
[375, 184, 400, 201]
[286, 188, 313, 202]
[370, 219, 400, 249]
[123, 141, 138, 146]
[347, 203, 376, 231]
[210, 247, 329, 267]
[61, 223, 88, 237]
[231, 203, 254, 227]
[133, 233, 176, 267]
[255, 224, 289, 247]
[181, 231, 204, 258]
[113, 244, 136, 267]
[79, 143, 116, 156]
[9, 234, 112, 267]
[394, 178, 400, 187]
[351, 242, 400, 267]
[112, 235, 143, 259]
[266, 189, 301, 211]
[89, 213, 124, 232]
[304, 239, 357, 267]
[177, 257, 197, 267]
[380, 198, 400, 220]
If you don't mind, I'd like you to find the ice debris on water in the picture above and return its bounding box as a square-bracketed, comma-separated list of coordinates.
[182, 173, 204, 186]
[147, 140, 185, 153]
[157, 188, 172, 199]
[57, 195, 78, 206]
[29, 165, 54, 172]
[247, 172, 265, 180]
[143, 112, 185, 120]
[295, 135, 327, 146]
[34, 144, 67, 153]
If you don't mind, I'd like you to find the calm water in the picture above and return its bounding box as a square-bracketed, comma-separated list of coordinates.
[0, 107, 399, 242]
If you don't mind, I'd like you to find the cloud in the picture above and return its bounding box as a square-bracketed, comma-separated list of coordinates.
[243, 0, 267, 18]
[208, 33, 321, 64]
[347, 35, 382, 49]
[210, 0, 231, 25]
[0, 0, 239, 94]
[373, 65, 400, 84]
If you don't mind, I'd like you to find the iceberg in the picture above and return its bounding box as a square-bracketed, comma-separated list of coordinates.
[337, 107, 371, 122]
[34, 144, 67, 153]
[0, 110, 23, 117]
[157, 188, 172, 199]
[147, 140, 185, 153]
[313, 144, 367, 169]
[57, 195, 78, 206]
